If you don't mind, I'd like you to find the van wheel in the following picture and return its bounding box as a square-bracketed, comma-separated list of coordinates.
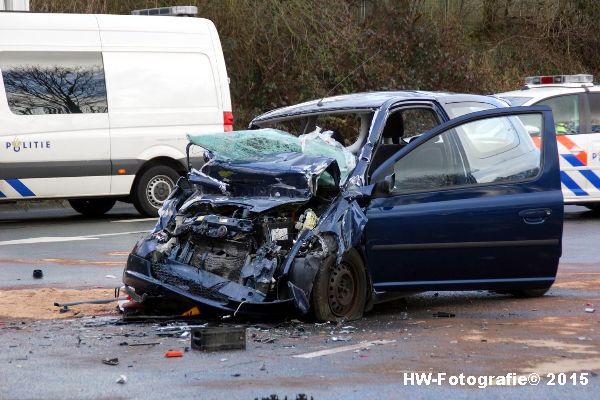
[133, 165, 179, 217]
[69, 198, 116, 217]
[311, 249, 367, 322]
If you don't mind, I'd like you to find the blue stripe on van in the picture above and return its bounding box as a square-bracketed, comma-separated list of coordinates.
[560, 171, 588, 196]
[0, 189, 5, 198]
[561, 154, 585, 167]
[5, 179, 35, 197]
[580, 169, 600, 191]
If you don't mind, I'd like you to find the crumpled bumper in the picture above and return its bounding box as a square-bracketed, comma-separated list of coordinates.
[123, 254, 298, 320]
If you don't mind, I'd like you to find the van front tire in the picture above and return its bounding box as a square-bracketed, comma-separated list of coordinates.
[133, 165, 179, 217]
[69, 198, 116, 217]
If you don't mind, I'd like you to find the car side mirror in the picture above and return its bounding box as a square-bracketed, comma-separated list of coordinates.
[375, 173, 395, 195]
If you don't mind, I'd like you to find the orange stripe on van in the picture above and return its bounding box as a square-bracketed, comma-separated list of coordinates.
[556, 135, 587, 165]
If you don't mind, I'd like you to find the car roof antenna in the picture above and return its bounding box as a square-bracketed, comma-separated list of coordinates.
[316, 48, 382, 107]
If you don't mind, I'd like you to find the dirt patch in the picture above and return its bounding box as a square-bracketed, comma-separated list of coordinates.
[554, 271, 600, 291]
[522, 357, 600, 375]
[0, 288, 119, 320]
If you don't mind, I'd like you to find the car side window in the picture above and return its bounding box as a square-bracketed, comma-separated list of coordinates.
[391, 114, 542, 193]
[537, 95, 580, 135]
[401, 108, 439, 140]
[588, 93, 600, 133]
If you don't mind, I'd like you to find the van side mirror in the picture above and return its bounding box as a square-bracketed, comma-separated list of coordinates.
[375, 173, 395, 195]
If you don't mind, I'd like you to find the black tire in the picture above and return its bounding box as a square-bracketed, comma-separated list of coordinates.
[69, 198, 116, 217]
[311, 248, 367, 322]
[509, 288, 550, 298]
[133, 165, 180, 217]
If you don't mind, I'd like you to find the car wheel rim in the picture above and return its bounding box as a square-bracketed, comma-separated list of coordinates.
[328, 261, 357, 317]
[146, 175, 174, 209]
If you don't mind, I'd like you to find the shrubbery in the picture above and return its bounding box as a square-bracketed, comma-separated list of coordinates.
[31, 0, 600, 127]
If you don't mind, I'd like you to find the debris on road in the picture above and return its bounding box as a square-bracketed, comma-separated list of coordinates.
[293, 339, 396, 359]
[585, 307, 595, 313]
[102, 357, 119, 366]
[191, 326, 246, 352]
[164, 351, 183, 358]
[32, 269, 43, 279]
[54, 296, 127, 313]
[433, 311, 455, 318]
[116, 375, 127, 384]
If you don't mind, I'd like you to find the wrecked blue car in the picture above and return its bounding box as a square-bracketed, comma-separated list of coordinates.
[123, 92, 563, 321]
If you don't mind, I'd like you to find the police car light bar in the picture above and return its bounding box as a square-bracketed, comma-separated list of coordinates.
[525, 74, 593, 85]
[131, 6, 198, 17]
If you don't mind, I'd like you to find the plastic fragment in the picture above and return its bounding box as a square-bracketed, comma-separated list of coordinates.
[164, 351, 183, 358]
[116, 375, 127, 384]
[102, 357, 119, 366]
[433, 311, 455, 318]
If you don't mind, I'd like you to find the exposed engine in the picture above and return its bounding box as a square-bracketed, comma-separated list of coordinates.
[149, 203, 320, 299]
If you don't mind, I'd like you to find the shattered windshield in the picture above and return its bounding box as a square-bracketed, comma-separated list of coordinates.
[187, 128, 357, 184]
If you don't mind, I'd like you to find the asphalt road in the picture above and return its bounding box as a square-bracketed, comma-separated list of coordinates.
[0, 203, 598, 399]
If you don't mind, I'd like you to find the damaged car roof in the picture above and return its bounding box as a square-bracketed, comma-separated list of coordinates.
[251, 91, 506, 122]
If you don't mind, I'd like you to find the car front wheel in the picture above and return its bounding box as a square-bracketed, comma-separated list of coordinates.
[133, 165, 179, 217]
[311, 248, 367, 322]
[69, 198, 116, 217]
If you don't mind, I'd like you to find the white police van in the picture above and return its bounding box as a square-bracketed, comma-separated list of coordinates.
[497, 74, 600, 210]
[0, 10, 232, 216]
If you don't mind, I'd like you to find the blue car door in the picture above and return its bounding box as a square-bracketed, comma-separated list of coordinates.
[364, 106, 563, 293]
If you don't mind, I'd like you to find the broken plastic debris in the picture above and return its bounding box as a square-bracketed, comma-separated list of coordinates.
[331, 336, 352, 342]
[165, 351, 184, 358]
[102, 357, 119, 366]
[105, 274, 117, 279]
[116, 375, 127, 384]
[433, 311, 455, 318]
[585, 308, 595, 313]
[181, 306, 201, 317]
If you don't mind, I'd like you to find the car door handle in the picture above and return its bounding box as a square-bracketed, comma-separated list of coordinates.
[518, 208, 552, 224]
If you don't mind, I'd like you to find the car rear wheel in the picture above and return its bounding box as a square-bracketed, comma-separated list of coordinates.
[509, 288, 550, 298]
[69, 198, 116, 217]
[133, 165, 179, 217]
[311, 248, 367, 322]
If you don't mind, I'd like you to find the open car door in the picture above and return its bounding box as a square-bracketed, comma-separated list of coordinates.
[364, 106, 563, 293]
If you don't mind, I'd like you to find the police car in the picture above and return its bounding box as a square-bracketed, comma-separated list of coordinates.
[496, 74, 600, 210]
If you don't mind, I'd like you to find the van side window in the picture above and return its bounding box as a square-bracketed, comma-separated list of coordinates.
[588, 93, 600, 133]
[0, 52, 108, 115]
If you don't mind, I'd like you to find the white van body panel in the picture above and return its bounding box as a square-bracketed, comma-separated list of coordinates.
[0, 13, 231, 213]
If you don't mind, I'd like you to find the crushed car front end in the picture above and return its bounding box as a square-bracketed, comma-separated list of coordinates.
[122, 129, 367, 319]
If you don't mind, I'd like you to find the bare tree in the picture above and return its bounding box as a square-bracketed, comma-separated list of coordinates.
[2, 65, 107, 114]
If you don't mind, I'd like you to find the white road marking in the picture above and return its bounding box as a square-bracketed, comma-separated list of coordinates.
[0, 230, 149, 246]
[111, 218, 157, 223]
[293, 340, 396, 359]
[0, 236, 97, 246]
